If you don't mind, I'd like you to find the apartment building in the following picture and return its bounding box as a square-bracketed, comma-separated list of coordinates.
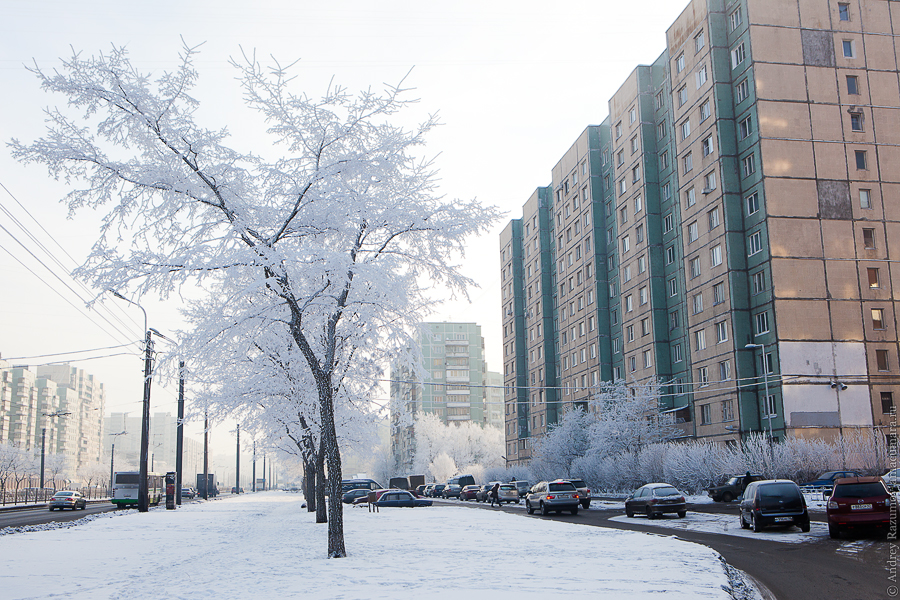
[102, 412, 204, 475]
[390, 322, 490, 470]
[502, 0, 900, 466]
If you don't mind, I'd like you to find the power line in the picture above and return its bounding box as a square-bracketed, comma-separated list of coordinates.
[3, 343, 141, 361]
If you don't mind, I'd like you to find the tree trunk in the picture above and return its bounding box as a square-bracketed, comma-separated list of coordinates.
[315, 436, 327, 524]
[304, 457, 316, 512]
[319, 385, 346, 558]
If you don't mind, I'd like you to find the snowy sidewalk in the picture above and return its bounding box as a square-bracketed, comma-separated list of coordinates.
[2, 492, 749, 599]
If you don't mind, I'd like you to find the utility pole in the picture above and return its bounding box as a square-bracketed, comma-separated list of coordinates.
[235, 424, 240, 494]
[40, 428, 46, 490]
[202, 410, 209, 500]
[176, 361, 185, 505]
[262, 454, 266, 491]
[252, 441, 256, 492]
[138, 329, 153, 512]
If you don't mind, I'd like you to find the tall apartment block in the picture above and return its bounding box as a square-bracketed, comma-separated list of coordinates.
[390, 322, 489, 471]
[0, 358, 106, 474]
[501, 0, 900, 466]
[103, 412, 204, 475]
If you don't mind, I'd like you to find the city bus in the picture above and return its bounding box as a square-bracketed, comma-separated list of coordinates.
[111, 471, 165, 508]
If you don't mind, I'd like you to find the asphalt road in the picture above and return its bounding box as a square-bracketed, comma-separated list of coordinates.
[0, 501, 120, 528]
[450, 497, 893, 600]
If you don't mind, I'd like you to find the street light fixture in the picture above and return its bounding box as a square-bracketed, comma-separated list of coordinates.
[744, 343, 774, 444]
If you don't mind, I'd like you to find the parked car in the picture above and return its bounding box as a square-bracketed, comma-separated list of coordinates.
[883, 468, 900, 490]
[342, 489, 370, 504]
[739, 480, 810, 533]
[231, 486, 244, 494]
[459, 485, 480, 501]
[423, 483, 435, 497]
[374, 490, 433, 508]
[431, 484, 446, 498]
[526, 480, 580, 516]
[415, 484, 428, 496]
[180, 487, 196, 499]
[802, 470, 863, 495]
[497, 483, 519, 504]
[708, 473, 763, 502]
[566, 478, 591, 509]
[475, 484, 495, 502]
[511, 480, 531, 497]
[625, 483, 687, 519]
[443, 483, 462, 499]
[827, 476, 894, 539]
[48, 490, 86, 511]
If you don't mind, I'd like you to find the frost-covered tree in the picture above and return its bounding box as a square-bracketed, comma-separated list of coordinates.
[585, 379, 676, 457]
[529, 407, 591, 481]
[11, 43, 499, 557]
[411, 412, 504, 480]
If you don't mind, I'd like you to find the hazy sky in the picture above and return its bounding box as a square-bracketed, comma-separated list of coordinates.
[0, 0, 688, 454]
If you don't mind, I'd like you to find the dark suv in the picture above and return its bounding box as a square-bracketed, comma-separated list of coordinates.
[827, 476, 894, 538]
[739, 480, 810, 533]
[708, 473, 763, 502]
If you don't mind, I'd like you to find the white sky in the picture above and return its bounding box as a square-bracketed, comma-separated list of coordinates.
[0, 0, 688, 455]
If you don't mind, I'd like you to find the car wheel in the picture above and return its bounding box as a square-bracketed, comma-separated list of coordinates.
[752, 514, 763, 533]
[540, 502, 549, 517]
[799, 517, 810, 533]
[829, 524, 840, 539]
[677, 511, 686, 518]
[646, 506, 656, 520]
[626, 506, 634, 518]
[48, 507, 54, 511]
[526, 500, 534, 515]
[722, 492, 734, 503]
[740, 513, 749, 529]
[581, 501, 590, 509]
[570, 507, 578, 516]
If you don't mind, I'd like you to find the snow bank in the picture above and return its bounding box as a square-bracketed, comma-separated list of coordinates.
[2, 492, 739, 599]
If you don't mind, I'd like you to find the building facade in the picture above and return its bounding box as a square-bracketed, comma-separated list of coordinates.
[103, 412, 204, 476]
[502, 0, 900, 466]
[390, 322, 490, 470]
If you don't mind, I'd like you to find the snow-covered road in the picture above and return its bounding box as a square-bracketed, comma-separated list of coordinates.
[1, 491, 757, 599]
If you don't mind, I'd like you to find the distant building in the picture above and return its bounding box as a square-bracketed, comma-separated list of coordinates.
[103, 412, 203, 476]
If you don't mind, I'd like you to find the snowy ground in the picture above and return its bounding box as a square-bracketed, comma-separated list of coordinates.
[609, 512, 830, 543]
[1, 491, 759, 599]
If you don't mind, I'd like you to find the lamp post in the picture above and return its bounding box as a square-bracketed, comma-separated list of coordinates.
[745, 343, 774, 444]
[235, 424, 240, 494]
[176, 361, 185, 505]
[108, 430, 127, 497]
[110, 291, 153, 513]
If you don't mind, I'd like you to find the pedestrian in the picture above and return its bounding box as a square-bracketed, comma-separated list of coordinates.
[489, 482, 500, 507]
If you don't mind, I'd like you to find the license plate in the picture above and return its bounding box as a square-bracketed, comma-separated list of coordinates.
[851, 504, 873, 510]
[774, 517, 793, 522]
[559, 494, 570, 499]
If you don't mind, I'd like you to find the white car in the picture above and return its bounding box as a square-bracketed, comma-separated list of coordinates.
[882, 468, 900, 489]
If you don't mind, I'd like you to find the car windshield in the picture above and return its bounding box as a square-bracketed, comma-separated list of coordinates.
[818, 472, 840, 480]
[569, 480, 586, 487]
[54, 492, 74, 497]
[549, 482, 576, 492]
[759, 483, 800, 500]
[726, 477, 739, 486]
[833, 482, 887, 498]
[500, 485, 515, 490]
[653, 487, 681, 497]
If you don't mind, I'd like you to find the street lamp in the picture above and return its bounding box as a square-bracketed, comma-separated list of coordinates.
[745, 343, 774, 444]
[110, 291, 152, 513]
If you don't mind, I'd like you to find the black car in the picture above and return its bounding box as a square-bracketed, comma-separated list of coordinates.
[373, 490, 433, 508]
[625, 483, 687, 519]
[739, 480, 810, 533]
[342, 489, 370, 504]
[708, 473, 763, 502]
[430, 484, 446, 498]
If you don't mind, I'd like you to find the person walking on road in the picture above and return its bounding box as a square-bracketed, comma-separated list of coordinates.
[489, 482, 500, 507]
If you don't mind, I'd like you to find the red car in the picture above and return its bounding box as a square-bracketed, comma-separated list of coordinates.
[459, 485, 480, 501]
[827, 476, 894, 538]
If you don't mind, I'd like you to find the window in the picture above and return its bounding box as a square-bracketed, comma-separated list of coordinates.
[700, 403, 711, 424]
[700, 99, 711, 121]
[613, 338, 620, 354]
[686, 187, 696, 207]
[765, 394, 777, 417]
[736, 78, 750, 103]
[680, 119, 691, 140]
[868, 267, 880, 288]
[692, 293, 704, 314]
[632, 165, 641, 182]
[702, 136, 713, 157]
[739, 116, 752, 139]
[730, 7, 742, 31]
[696, 64, 708, 88]
[872, 308, 885, 330]
[630, 356, 637, 372]
[639, 286, 648, 305]
[616, 122, 623, 139]
[635, 224, 644, 244]
[620, 207, 628, 225]
[658, 121, 667, 140]
[622, 236, 630, 254]
[877, 349, 890, 371]
[695, 329, 706, 351]
[678, 86, 688, 107]
[748, 231, 763, 255]
[660, 150, 669, 169]
[643, 350, 652, 369]
[676, 53, 685, 73]
[662, 182, 671, 201]
[860, 189, 871, 209]
[704, 171, 717, 192]
[713, 282, 725, 305]
[656, 91, 665, 110]
[665, 245, 675, 265]
[670, 310, 680, 330]
[855, 150, 867, 170]
[850, 112, 864, 132]
[755, 311, 770, 335]
[683, 152, 694, 174]
[842, 39, 855, 58]
[699, 368, 710, 387]
[838, 3, 850, 21]
[634, 195, 643, 214]
[711, 244, 723, 267]
[620, 179, 627, 196]
[617, 150, 625, 167]
[715, 320, 728, 343]
[673, 344, 683, 363]
[695, 31, 705, 53]
[752, 271, 766, 294]
[668, 277, 678, 297]
[664, 213, 674, 233]
[626, 294, 634, 312]
[882, 392, 894, 415]
[847, 75, 859, 95]
[742, 154, 756, 177]
[708, 207, 721, 230]
[638, 255, 646, 274]
[731, 43, 746, 69]
[688, 221, 699, 242]
[863, 228, 876, 249]
[719, 360, 731, 381]
[631, 136, 639, 154]
[641, 318, 650, 337]
[623, 264, 632, 283]
[629, 106, 637, 124]
[690, 257, 701, 278]
[746, 192, 760, 215]
[723, 400, 734, 421]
